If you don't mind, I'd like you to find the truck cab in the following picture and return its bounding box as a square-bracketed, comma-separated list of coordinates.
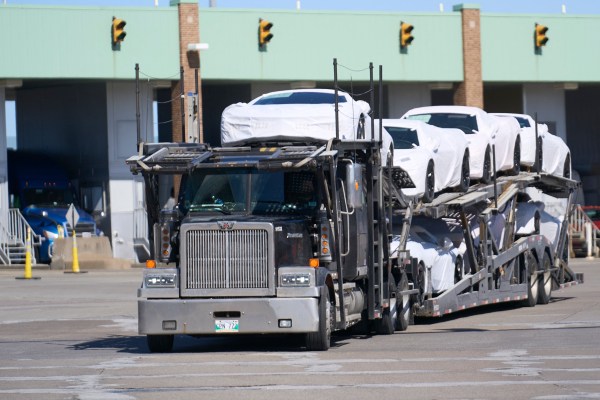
[7, 150, 99, 263]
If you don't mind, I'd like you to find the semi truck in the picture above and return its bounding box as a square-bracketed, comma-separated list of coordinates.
[7, 150, 100, 264]
[128, 62, 581, 353]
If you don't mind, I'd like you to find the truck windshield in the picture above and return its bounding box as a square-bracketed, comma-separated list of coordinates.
[181, 168, 318, 215]
[23, 188, 75, 207]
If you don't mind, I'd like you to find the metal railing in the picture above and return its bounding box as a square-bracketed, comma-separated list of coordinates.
[133, 207, 148, 241]
[569, 204, 600, 258]
[0, 209, 40, 265]
[0, 222, 11, 264]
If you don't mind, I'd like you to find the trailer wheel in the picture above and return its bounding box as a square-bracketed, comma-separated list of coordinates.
[147, 334, 174, 353]
[395, 271, 411, 332]
[538, 252, 553, 305]
[306, 286, 333, 351]
[521, 253, 539, 308]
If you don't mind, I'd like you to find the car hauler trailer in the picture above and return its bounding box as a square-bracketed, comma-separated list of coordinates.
[128, 60, 582, 353]
[389, 171, 583, 320]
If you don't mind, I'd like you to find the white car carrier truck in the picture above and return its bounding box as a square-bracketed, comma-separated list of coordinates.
[127, 61, 582, 353]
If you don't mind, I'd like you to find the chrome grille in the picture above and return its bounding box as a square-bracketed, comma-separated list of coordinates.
[183, 227, 271, 293]
[67, 223, 96, 236]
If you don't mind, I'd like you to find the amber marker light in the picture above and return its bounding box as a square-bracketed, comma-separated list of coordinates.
[309, 258, 319, 268]
[146, 260, 157, 269]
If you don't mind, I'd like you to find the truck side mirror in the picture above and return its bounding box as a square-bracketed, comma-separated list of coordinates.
[346, 163, 364, 209]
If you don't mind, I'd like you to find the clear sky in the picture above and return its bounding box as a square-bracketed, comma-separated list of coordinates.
[2, 0, 600, 14]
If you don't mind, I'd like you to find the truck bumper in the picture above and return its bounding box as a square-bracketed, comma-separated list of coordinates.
[138, 297, 319, 335]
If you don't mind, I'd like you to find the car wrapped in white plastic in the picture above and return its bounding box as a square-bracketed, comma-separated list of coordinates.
[221, 89, 372, 146]
[492, 113, 571, 178]
[402, 106, 521, 182]
[390, 217, 467, 294]
[381, 119, 470, 203]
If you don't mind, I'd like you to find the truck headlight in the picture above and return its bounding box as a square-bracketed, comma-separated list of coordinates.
[279, 267, 315, 287]
[145, 273, 177, 288]
[43, 230, 59, 239]
[281, 273, 311, 286]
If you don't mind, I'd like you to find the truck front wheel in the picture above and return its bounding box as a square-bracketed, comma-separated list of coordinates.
[305, 286, 333, 351]
[147, 334, 174, 353]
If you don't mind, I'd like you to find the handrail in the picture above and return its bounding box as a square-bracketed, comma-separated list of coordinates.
[0, 222, 12, 264]
[6, 208, 40, 264]
[570, 204, 600, 257]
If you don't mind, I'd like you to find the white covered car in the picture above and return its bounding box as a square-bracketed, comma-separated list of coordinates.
[381, 119, 470, 203]
[402, 106, 521, 182]
[493, 112, 543, 171]
[221, 89, 372, 146]
[493, 113, 571, 178]
[539, 124, 571, 178]
[390, 217, 467, 294]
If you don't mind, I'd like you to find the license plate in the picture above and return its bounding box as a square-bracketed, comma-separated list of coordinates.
[215, 319, 239, 333]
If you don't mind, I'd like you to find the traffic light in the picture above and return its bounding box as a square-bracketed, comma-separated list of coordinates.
[258, 18, 273, 47]
[400, 21, 414, 48]
[112, 17, 126, 45]
[535, 23, 548, 48]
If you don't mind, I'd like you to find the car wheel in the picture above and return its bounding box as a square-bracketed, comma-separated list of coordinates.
[454, 256, 464, 283]
[563, 154, 571, 179]
[357, 114, 366, 139]
[510, 137, 521, 176]
[456, 151, 470, 192]
[481, 147, 493, 184]
[423, 161, 435, 203]
[533, 137, 543, 173]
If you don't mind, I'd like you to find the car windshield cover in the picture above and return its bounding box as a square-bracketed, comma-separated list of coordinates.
[23, 188, 74, 208]
[253, 91, 348, 105]
[407, 113, 478, 134]
[514, 116, 531, 128]
[385, 127, 419, 149]
[181, 168, 319, 215]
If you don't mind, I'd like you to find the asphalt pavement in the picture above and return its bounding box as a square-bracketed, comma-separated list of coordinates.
[0, 258, 599, 400]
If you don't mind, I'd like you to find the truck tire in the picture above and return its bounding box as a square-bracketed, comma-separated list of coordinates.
[375, 279, 397, 335]
[521, 252, 539, 308]
[306, 286, 333, 351]
[147, 334, 174, 353]
[395, 271, 411, 332]
[538, 251, 553, 305]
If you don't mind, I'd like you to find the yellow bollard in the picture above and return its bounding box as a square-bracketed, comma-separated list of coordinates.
[16, 227, 40, 280]
[25, 228, 32, 278]
[71, 230, 80, 273]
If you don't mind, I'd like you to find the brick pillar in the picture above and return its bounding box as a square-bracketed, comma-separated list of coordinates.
[453, 4, 483, 108]
[170, 0, 203, 143]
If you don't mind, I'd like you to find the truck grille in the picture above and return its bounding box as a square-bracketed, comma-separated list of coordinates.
[67, 222, 96, 236]
[180, 223, 274, 297]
